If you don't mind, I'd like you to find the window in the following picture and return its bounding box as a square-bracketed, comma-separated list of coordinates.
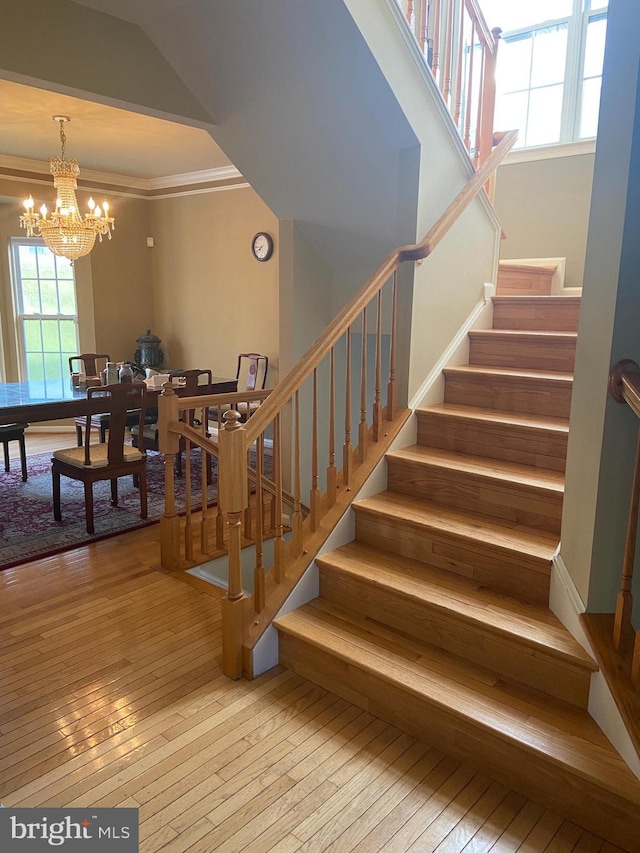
[481, 0, 608, 149]
[10, 239, 79, 386]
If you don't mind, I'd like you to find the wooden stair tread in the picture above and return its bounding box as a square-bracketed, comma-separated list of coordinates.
[498, 262, 559, 274]
[443, 364, 573, 383]
[492, 296, 582, 305]
[417, 402, 570, 433]
[276, 603, 640, 804]
[387, 445, 565, 493]
[469, 329, 577, 342]
[354, 492, 558, 561]
[317, 541, 596, 670]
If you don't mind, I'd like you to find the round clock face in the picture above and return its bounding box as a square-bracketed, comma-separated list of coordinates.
[252, 232, 273, 262]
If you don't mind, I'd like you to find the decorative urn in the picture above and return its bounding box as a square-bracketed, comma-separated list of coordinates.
[135, 329, 164, 368]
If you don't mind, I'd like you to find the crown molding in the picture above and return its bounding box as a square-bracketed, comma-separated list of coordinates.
[0, 153, 242, 191]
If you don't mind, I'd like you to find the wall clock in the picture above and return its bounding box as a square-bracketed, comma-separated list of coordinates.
[251, 232, 274, 262]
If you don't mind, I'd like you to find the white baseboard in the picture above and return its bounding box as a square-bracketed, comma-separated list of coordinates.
[552, 551, 640, 779]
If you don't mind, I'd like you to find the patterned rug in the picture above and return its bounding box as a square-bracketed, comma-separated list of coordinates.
[0, 449, 218, 570]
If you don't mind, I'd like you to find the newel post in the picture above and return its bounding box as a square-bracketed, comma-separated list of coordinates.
[219, 410, 249, 679]
[158, 384, 182, 571]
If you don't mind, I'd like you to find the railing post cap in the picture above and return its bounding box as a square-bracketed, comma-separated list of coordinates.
[223, 410, 242, 430]
[609, 359, 640, 404]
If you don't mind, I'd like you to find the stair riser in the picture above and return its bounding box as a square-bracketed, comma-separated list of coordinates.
[497, 269, 553, 296]
[354, 509, 551, 603]
[319, 566, 590, 706]
[492, 301, 580, 332]
[468, 337, 576, 372]
[416, 412, 568, 472]
[387, 457, 562, 533]
[443, 373, 572, 418]
[278, 634, 638, 852]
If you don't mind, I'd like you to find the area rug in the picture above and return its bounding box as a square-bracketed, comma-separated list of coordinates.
[0, 450, 218, 570]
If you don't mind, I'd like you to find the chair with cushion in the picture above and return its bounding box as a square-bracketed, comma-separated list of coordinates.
[52, 383, 149, 534]
[0, 423, 29, 482]
[209, 352, 269, 427]
[70, 354, 155, 446]
[131, 369, 213, 479]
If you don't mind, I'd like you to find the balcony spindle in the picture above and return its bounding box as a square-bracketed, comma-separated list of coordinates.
[453, 2, 466, 128]
[358, 308, 368, 462]
[442, 0, 454, 103]
[343, 327, 353, 486]
[327, 347, 337, 505]
[373, 291, 383, 442]
[464, 21, 475, 151]
[431, 0, 441, 78]
[474, 46, 486, 167]
[418, 0, 428, 54]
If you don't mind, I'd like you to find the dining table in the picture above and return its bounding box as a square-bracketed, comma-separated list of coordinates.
[0, 375, 238, 426]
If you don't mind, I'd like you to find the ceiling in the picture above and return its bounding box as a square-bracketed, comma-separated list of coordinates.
[0, 78, 234, 185]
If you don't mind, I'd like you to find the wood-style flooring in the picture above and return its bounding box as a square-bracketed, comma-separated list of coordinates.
[0, 435, 626, 852]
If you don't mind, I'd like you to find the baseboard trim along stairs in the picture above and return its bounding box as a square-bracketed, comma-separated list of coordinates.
[274, 265, 640, 850]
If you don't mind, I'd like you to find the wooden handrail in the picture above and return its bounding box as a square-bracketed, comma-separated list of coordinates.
[245, 128, 517, 446]
[464, 0, 498, 54]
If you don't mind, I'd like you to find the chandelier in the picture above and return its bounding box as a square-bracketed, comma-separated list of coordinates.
[19, 116, 115, 262]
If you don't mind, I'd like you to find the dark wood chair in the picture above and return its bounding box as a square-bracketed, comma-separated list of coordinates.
[0, 423, 29, 482]
[208, 352, 269, 426]
[52, 383, 149, 535]
[70, 353, 155, 445]
[131, 369, 213, 480]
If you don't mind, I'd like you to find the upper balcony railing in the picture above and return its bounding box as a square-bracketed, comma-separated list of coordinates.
[400, 0, 501, 168]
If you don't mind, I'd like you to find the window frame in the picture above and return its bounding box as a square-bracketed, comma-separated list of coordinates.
[495, 0, 608, 150]
[9, 238, 80, 384]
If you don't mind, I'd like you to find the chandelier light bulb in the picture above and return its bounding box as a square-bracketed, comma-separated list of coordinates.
[23, 196, 34, 211]
[40, 204, 48, 217]
[87, 197, 95, 211]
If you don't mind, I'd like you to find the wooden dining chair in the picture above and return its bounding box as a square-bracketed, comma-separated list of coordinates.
[131, 369, 213, 480]
[52, 383, 149, 534]
[0, 423, 29, 482]
[208, 352, 269, 427]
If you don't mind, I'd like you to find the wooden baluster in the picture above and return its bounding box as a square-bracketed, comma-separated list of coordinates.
[405, 0, 414, 25]
[613, 428, 640, 655]
[184, 437, 193, 562]
[358, 308, 368, 462]
[253, 434, 265, 613]
[387, 271, 398, 421]
[327, 347, 337, 505]
[159, 384, 181, 570]
[215, 408, 224, 549]
[310, 370, 320, 530]
[373, 291, 383, 442]
[200, 407, 211, 555]
[464, 21, 475, 152]
[632, 633, 640, 692]
[343, 327, 353, 486]
[273, 413, 284, 584]
[219, 409, 249, 680]
[480, 28, 501, 178]
[419, 0, 428, 54]
[244, 448, 253, 539]
[431, 0, 441, 78]
[474, 45, 485, 167]
[453, 1, 466, 129]
[442, 0, 455, 104]
[292, 390, 303, 555]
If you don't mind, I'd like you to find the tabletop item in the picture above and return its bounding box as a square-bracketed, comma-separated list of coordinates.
[118, 363, 134, 383]
[135, 329, 164, 368]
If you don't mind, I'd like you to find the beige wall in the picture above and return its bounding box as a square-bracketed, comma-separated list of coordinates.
[0, 177, 153, 382]
[150, 187, 279, 385]
[494, 153, 596, 290]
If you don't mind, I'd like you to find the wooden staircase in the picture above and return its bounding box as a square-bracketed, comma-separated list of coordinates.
[275, 269, 640, 851]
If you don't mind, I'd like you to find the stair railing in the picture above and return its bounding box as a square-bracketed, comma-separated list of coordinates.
[158, 129, 517, 679]
[400, 0, 501, 167]
[608, 358, 640, 690]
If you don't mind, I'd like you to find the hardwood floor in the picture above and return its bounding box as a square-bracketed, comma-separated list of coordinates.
[0, 447, 627, 851]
